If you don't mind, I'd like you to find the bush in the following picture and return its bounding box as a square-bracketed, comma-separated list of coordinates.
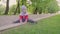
[31, 0, 59, 14]
[0, 5, 5, 15]
[9, 5, 17, 15]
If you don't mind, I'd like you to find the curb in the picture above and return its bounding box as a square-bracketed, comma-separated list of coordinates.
[0, 23, 21, 31]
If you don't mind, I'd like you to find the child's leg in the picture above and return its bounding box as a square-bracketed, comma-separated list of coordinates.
[13, 19, 20, 23]
[27, 18, 37, 23]
[27, 19, 34, 23]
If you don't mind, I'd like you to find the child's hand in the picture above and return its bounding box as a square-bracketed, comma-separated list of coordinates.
[20, 20, 22, 23]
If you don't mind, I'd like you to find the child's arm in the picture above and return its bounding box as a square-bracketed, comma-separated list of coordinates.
[19, 15, 23, 23]
[24, 15, 28, 23]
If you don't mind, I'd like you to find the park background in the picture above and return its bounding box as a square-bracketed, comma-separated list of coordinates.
[0, 0, 60, 34]
[0, 0, 60, 15]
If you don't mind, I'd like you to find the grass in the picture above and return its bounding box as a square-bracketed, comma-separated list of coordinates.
[1, 15, 60, 34]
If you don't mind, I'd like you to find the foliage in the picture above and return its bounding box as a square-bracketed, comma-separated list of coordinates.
[9, 5, 17, 15]
[0, 0, 59, 15]
[31, 0, 59, 14]
[0, 5, 5, 15]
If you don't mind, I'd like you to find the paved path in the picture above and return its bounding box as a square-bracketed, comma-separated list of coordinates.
[0, 14, 55, 31]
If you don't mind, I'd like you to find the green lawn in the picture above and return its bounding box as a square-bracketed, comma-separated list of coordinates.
[1, 15, 60, 34]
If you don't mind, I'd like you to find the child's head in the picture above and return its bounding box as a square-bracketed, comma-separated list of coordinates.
[21, 5, 27, 12]
[22, 5, 27, 10]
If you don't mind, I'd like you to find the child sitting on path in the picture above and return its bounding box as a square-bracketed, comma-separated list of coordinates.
[13, 5, 37, 24]
[19, 5, 28, 23]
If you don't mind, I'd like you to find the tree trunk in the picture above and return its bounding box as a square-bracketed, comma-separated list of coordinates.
[14, 0, 20, 15]
[17, 0, 20, 14]
[33, 7, 37, 14]
[14, 7, 18, 15]
[4, 0, 9, 15]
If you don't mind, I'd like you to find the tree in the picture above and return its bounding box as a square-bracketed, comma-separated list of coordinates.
[4, 0, 9, 15]
[14, 0, 20, 15]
